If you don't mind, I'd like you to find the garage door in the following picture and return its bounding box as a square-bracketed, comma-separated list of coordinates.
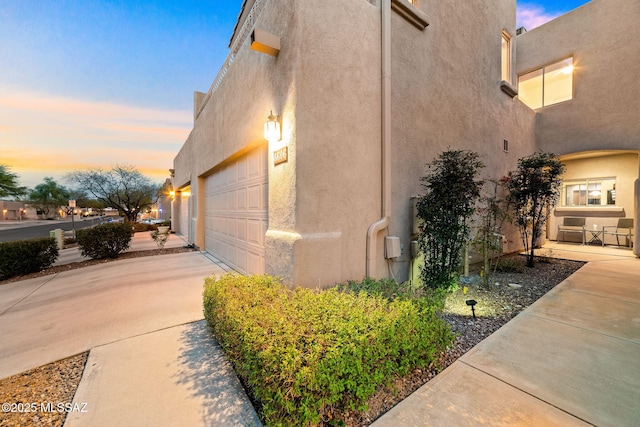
[204, 145, 268, 275]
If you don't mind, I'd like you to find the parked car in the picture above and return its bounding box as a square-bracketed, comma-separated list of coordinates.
[140, 218, 164, 224]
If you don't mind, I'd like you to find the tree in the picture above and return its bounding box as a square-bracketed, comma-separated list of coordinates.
[28, 177, 71, 218]
[66, 165, 161, 222]
[0, 165, 27, 198]
[417, 150, 484, 291]
[505, 152, 565, 268]
[471, 179, 510, 288]
[68, 189, 106, 214]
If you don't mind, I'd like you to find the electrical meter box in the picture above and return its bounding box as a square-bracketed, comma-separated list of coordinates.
[385, 236, 401, 259]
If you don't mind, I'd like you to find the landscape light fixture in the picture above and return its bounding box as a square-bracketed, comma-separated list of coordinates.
[466, 299, 477, 319]
[264, 110, 282, 142]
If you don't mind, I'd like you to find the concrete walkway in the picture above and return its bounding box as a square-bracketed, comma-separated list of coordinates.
[373, 256, 640, 427]
[0, 237, 261, 426]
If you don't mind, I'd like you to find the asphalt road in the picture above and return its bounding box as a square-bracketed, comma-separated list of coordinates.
[0, 218, 102, 242]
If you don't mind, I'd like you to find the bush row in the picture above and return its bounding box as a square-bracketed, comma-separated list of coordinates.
[203, 273, 454, 426]
[0, 238, 59, 280]
[76, 222, 133, 259]
[131, 222, 157, 233]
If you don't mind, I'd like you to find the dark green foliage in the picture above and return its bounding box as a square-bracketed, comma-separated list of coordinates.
[203, 274, 454, 426]
[505, 152, 565, 267]
[76, 222, 133, 259]
[28, 177, 71, 218]
[417, 150, 484, 291]
[0, 238, 59, 280]
[0, 164, 27, 198]
[335, 277, 420, 301]
[131, 222, 157, 233]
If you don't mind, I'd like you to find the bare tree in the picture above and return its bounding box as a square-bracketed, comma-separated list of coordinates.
[66, 165, 161, 222]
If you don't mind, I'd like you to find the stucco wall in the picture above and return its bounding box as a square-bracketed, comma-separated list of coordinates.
[270, 0, 382, 286]
[516, 0, 640, 154]
[174, 0, 383, 286]
[385, 0, 538, 281]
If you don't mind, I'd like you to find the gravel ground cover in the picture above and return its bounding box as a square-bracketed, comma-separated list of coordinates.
[340, 256, 585, 426]
[0, 253, 584, 427]
[0, 353, 88, 427]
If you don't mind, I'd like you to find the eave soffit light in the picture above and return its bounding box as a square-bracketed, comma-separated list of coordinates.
[251, 29, 280, 56]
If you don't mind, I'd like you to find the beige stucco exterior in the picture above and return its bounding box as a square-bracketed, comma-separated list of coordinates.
[516, 0, 640, 253]
[174, 0, 639, 287]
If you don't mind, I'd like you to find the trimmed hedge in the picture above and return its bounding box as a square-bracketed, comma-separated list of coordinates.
[0, 238, 59, 280]
[203, 274, 454, 426]
[76, 222, 133, 259]
[131, 222, 157, 233]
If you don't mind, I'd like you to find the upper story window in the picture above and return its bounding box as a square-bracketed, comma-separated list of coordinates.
[518, 57, 573, 109]
[562, 178, 616, 207]
[501, 32, 512, 83]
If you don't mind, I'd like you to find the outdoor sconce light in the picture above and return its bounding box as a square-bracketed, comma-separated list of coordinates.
[264, 110, 282, 142]
[466, 299, 478, 319]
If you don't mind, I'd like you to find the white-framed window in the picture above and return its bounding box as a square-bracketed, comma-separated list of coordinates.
[501, 31, 512, 83]
[562, 178, 616, 207]
[518, 57, 573, 109]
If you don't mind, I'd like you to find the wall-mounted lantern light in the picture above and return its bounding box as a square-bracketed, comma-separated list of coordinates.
[264, 110, 282, 142]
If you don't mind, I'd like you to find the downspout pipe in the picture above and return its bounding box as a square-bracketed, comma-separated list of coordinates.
[366, 0, 392, 277]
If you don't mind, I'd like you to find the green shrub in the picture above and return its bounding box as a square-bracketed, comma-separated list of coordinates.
[131, 222, 157, 232]
[76, 222, 133, 259]
[204, 274, 454, 426]
[0, 238, 59, 280]
[335, 277, 420, 301]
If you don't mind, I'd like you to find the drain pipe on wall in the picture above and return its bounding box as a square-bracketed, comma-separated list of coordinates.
[366, 0, 392, 278]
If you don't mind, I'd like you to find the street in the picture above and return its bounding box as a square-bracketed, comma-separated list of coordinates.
[0, 217, 104, 242]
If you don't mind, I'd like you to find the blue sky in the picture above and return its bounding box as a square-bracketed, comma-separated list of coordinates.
[1, 0, 589, 189]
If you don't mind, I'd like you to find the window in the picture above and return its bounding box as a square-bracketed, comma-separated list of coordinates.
[562, 178, 616, 207]
[518, 57, 573, 109]
[501, 32, 512, 82]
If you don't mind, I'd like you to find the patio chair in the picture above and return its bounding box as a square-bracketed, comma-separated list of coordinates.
[557, 217, 586, 244]
[602, 218, 634, 247]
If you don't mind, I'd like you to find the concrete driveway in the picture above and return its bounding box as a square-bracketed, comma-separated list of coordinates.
[0, 252, 221, 379]
[0, 250, 261, 426]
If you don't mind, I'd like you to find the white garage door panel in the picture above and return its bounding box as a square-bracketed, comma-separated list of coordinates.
[204, 145, 268, 275]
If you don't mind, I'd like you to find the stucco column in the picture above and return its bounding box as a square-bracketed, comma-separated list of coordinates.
[634, 177, 640, 257]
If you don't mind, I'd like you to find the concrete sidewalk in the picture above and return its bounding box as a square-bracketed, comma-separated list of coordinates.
[372, 257, 640, 427]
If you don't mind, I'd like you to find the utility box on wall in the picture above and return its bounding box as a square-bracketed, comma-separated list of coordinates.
[385, 236, 401, 259]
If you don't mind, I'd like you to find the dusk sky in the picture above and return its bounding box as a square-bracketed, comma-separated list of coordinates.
[1, 0, 590, 190]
